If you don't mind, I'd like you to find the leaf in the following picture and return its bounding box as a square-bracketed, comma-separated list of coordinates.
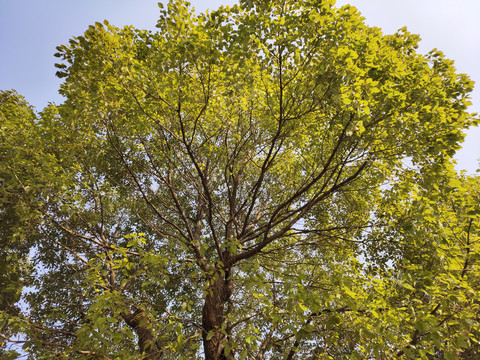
[444, 351, 459, 360]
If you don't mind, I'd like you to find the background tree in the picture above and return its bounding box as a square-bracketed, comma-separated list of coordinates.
[361, 166, 480, 359]
[0, 90, 40, 359]
[1, 0, 478, 359]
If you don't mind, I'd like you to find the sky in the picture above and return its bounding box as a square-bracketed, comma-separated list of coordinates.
[1, 0, 479, 172]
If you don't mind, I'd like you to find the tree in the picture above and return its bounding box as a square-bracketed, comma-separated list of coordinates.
[0, 90, 39, 359]
[362, 164, 480, 359]
[1, 0, 479, 359]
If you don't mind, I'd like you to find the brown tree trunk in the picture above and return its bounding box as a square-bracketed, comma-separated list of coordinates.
[202, 268, 233, 360]
[122, 308, 163, 359]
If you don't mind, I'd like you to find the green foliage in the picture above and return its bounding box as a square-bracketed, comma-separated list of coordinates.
[0, 90, 39, 356]
[362, 168, 480, 359]
[1, 1, 479, 359]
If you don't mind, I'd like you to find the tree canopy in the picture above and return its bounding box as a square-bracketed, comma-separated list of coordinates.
[1, 0, 479, 359]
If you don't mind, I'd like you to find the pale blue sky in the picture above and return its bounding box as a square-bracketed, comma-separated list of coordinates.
[1, 0, 478, 172]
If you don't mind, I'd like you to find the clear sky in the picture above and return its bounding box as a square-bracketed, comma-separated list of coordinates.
[1, 0, 479, 172]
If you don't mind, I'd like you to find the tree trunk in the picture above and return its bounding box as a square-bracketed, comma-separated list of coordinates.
[202, 268, 233, 360]
[122, 308, 163, 359]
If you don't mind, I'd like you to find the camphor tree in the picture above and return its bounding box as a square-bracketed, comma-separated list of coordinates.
[1, 0, 479, 359]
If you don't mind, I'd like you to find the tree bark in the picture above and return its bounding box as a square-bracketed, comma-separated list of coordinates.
[202, 268, 233, 360]
[122, 308, 163, 359]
